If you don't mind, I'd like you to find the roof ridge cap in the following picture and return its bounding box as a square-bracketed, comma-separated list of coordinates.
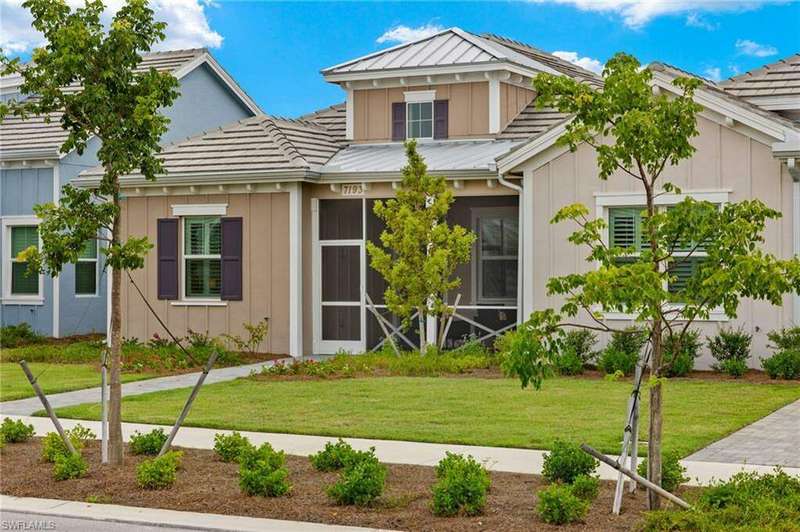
[258, 117, 308, 167]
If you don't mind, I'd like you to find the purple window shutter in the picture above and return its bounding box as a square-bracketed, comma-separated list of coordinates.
[434, 100, 448, 139]
[157, 218, 179, 300]
[391, 102, 406, 141]
[220, 217, 243, 301]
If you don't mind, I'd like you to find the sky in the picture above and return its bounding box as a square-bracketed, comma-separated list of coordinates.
[2, 0, 799, 117]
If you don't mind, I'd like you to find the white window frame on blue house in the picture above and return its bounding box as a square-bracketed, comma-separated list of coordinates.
[1, 215, 44, 305]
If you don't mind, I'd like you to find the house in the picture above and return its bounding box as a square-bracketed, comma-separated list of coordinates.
[0, 49, 261, 337]
[73, 29, 800, 367]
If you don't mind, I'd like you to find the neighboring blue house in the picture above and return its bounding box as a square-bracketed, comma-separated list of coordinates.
[0, 49, 260, 337]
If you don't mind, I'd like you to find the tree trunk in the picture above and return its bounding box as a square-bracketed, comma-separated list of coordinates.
[108, 192, 124, 465]
[418, 306, 427, 353]
[647, 327, 663, 510]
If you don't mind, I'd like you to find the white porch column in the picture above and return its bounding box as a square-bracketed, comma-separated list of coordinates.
[794, 177, 800, 324]
[488, 78, 501, 134]
[522, 169, 535, 319]
[345, 88, 354, 141]
[289, 182, 303, 357]
[51, 163, 60, 338]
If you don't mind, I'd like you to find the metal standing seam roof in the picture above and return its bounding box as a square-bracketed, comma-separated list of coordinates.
[719, 54, 800, 98]
[80, 115, 343, 178]
[0, 49, 207, 158]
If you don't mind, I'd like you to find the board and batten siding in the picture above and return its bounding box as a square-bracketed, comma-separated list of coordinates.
[499, 83, 535, 130]
[521, 115, 794, 369]
[353, 82, 490, 142]
[120, 192, 290, 355]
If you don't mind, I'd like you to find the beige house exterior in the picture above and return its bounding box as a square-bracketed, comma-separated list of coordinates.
[76, 29, 800, 368]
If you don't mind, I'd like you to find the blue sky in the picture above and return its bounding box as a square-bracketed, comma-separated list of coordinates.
[3, 1, 799, 117]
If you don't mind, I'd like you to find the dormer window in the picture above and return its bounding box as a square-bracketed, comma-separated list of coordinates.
[407, 101, 433, 139]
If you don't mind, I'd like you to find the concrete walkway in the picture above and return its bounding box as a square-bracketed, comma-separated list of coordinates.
[686, 398, 800, 467]
[0, 495, 388, 532]
[4, 415, 797, 487]
[0, 359, 285, 415]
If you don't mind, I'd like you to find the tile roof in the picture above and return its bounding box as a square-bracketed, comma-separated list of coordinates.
[297, 103, 346, 141]
[719, 54, 800, 98]
[497, 103, 570, 140]
[1, 49, 206, 159]
[80, 114, 342, 178]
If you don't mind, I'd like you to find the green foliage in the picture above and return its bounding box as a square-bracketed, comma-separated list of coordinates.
[767, 327, 800, 351]
[137, 451, 182, 490]
[0, 418, 34, 443]
[720, 358, 748, 378]
[638, 452, 688, 492]
[570, 474, 600, 501]
[430, 452, 491, 517]
[599, 327, 647, 376]
[663, 329, 701, 377]
[761, 350, 800, 380]
[554, 349, 585, 376]
[213, 431, 251, 463]
[707, 327, 752, 372]
[310, 438, 361, 472]
[562, 329, 598, 364]
[537, 484, 589, 525]
[222, 318, 270, 355]
[0, 323, 44, 348]
[238, 442, 291, 497]
[327, 450, 387, 506]
[542, 440, 598, 484]
[365, 140, 476, 347]
[41, 423, 96, 461]
[499, 310, 561, 390]
[53, 452, 88, 481]
[598, 349, 638, 376]
[641, 469, 800, 531]
[184, 330, 213, 348]
[129, 428, 167, 456]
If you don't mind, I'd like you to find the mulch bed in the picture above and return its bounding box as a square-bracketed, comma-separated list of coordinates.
[0, 439, 655, 531]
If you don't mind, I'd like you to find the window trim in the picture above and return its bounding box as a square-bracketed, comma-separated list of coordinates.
[595, 190, 730, 322]
[405, 100, 434, 141]
[1, 215, 44, 305]
[471, 206, 519, 305]
[74, 239, 99, 298]
[179, 215, 223, 303]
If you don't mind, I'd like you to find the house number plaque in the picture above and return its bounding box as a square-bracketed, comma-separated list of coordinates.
[341, 183, 365, 196]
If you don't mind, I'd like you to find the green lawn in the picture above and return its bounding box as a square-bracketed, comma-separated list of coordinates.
[1, 362, 152, 401]
[51, 375, 800, 457]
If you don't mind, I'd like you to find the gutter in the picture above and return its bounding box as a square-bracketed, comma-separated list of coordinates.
[497, 172, 525, 325]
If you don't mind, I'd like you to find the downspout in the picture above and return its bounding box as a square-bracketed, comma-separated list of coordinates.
[789, 158, 800, 325]
[497, 172, 525, 325]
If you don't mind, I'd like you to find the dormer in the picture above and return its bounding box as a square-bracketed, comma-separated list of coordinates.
[321, 28, 601, 143]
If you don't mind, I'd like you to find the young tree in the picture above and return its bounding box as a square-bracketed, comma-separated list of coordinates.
[502, 53, 800, 509]
[367, 140, 476, 351]
[0, 0, 180, 465]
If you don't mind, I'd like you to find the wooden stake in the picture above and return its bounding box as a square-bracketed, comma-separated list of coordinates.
[101, 352, 109, 464]
[158, 350, 218, 456]
[19, 360, 77, 456]
[581, 444, 691, 510]
[629, 363, 642, 494]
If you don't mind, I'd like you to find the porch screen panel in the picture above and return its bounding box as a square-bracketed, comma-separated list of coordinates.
[319, 199, 362, 240]
[321, 246, 360, 302]
[323, 307, 361, 341]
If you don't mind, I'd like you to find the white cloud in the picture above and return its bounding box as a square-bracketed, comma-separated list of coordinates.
[552, 51, 604, 74]
[685, 13, 719, 30]
[0, 0, 223, 55]
[376, 24, 445, 45]
[735, 38, 778, 57]
[529, 1, 770, 29]
[703, 66, 722, 81]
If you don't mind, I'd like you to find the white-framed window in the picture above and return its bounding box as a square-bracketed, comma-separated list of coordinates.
[596, 190, 729, 321]
[407, 101, 433, 140]
[473, 207, 519, 304]
[182, 215, 222, 300]
[75, 239, 98, 296]
[2, 216, 44, 304]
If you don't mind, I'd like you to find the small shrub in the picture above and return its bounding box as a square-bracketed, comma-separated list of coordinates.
[41, 424, 96, 462]
[147, 332, 173, 349]
[185, 329, 213, 348]
[122, 336, 144, 349]
[0, 323, 44, 348]
[213, 431, 251, 463]
[542, 440, 598, 484]
[663, 329, 701, 377]
[0, 418, 34, 443]
[570, 474, 600, 501]
[238, 443, 291, 497]
[767, 327, 800, 351]
[431, 453, 491, 517]
[53, 452, 88, 481]
[707, 327, 751, 370]
[637, 452, 688, 493]
[137, 451, 183, 489]
[720, 358, 748, 378]
[327, 450, 386, 506]
[223, 318, 270, 356]
[761, 350, 800, 380]
[554, 349, 584, 376]
[598, 349, 638, 376]
[310, 438, 360, 471]
[129, 428, 168, 456]
[537, 484, 589, 525]
[562, 329, 598, 364]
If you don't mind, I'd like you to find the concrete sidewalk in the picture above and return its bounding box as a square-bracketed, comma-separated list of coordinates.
[0, 495, 389, 532]
[4, 415, 796, 487]
[0, 359, 285, 415]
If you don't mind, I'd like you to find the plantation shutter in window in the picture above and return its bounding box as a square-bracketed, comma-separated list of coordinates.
[220, 217, 243, 301]
[609, 207, 644, 251]
[157, 218, 179, 300]
[391, 102, 406, 141]
[433, 100, 448, 139]
[668, 256, 705, 293]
